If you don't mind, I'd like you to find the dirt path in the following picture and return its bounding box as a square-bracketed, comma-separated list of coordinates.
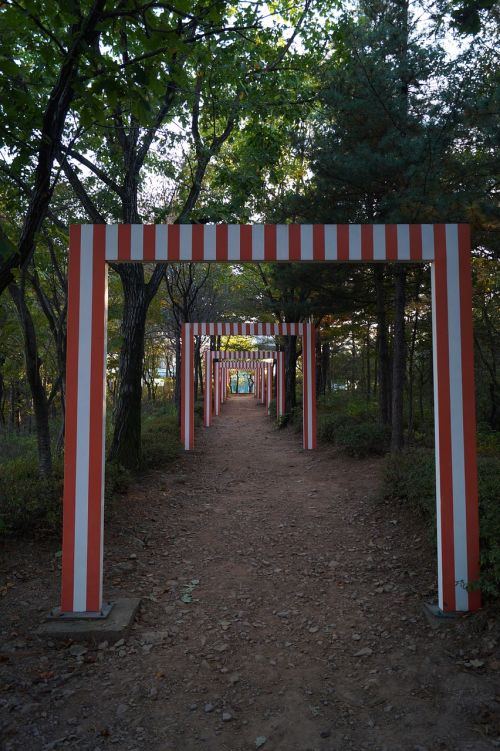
[1, 395, 500, 751]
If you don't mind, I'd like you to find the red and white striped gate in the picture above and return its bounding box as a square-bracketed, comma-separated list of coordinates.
[62, 223, 480, 616]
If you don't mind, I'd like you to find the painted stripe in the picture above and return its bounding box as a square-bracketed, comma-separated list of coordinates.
[117, 224, 131, 260]
[337, 224, 349, 261]
[180, 225, 192, 261]
[204, 225, 216, 261]
[86, 225, 107, 611]
[240, 225, 252, 261]
[446, 225, 468, 610]
[349, 224, 362, 261]
[131, 224, 143, 260]
[422, 224, 435, 260]
[432, 225, 456, 611]
[155, 224, 167, 261]
[192, 224, 204, 262]
[458, 225, 480, 610]
[290, 224, 302, 261]
[277, 225, 289, 261]
[373, 225, 386, 260]
[253, 225, 265, 261]
[300, 225, 312, 261]
[409, 224, 422, 261]
[228, 225, 240, 261]
[143, 225, 155, 261]
[361, 225, 374, 261]
[386, 224, 397, 261]
[397, 224, 410, 261]
[265, 224, 277, 260]
[105, 224, 118, 261]
[169, 225, 180, 261]
[324, 225, 337, 260]
[61, 225, 81, 612]
[73, 224, 93, 611]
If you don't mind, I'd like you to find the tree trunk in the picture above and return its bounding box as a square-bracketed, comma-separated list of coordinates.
[284, 335, 297, 413]
[9, 282, 52, 475]
[375, 266, 391, 424]
[391, 266, 407, 453]
[108, 266, 148, 469]
[194, 336, 201, 399]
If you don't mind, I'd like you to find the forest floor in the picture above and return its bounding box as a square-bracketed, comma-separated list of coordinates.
[1, 395, 500, 751]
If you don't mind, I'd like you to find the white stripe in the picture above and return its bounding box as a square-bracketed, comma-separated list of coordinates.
[430, 262, 444, 610]
[184, 324, 191, 447]
[209, 323, 214, 336]
[74, 225, 93, 611]
[324, 225, 337, 260]
[307, 326, 313, 448]
[349, 225, 362, 261]
[105, 225, 118, 261]
[180, 225, 192, 260]
[373, 225, 386, 260]
[99, 264, 109, 606]
[253, 225, 264, 261]
[204, 225, 216, 261]
[301, 225, 313, 261]
[228, 225, 240, 261]
[397, 224, 410, 261]
[257, 323, 263, 336]
[130, 224, 143, 260]
[155, 225, 167, 261]
[446, 226, 468, 610]
[422, 224, 435, 261]
[277, 225, 289, 261]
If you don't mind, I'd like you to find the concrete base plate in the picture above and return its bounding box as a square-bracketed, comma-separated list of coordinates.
[36, 598, 141, 642]
[422, 601, 461, 629]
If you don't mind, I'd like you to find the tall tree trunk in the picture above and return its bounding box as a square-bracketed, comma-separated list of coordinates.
[391, 266, 407, 453]
[284, 335, 297, 413]
[9, 282, 52, 475]
[375, 266, 391, 424]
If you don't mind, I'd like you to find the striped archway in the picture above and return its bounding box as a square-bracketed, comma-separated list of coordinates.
[62, 223, 479, 617]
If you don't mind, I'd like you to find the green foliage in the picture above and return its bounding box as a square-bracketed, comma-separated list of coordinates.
[0, 456, 63, 535]
[317, 393, 389, 457]
[383, 449, 500, 598]
[141, 404, 181, 469]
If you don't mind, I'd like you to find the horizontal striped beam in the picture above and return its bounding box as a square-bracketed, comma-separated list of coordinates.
[192, 322, 303, 336]
[220, 363, 258, 369]
[215, 350, 277, 359]
[75, 223, 452, 264]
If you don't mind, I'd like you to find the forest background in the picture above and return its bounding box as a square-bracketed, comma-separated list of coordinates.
[0, 1, 499, 593]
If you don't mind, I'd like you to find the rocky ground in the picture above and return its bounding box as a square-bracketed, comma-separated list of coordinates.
[1, 395, 500, 751]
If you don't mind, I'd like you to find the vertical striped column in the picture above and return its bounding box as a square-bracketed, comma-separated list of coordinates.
[204, 351, 213, 427]
[302, 323, 317, 450]
[255, 364, 260, 399]
[277, 352, 285, 418]
[181, 323, 194, 450]
[266, 362, 272, 413]
[61, 225, 108, 614]
[214, 362, 221, 416]
[431, 225, 480, 612]
[260, 364, 266, 404]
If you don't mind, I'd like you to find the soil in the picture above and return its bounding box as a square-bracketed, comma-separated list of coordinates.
[1, 394, 500, 751]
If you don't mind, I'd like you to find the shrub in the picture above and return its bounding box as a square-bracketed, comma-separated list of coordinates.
[141, 412, 181, 469]
[383, 448, 500, 598]
[318, 411, 389, 457]
[0, 456, 64, 535]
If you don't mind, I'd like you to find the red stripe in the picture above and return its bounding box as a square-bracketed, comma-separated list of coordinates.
[458, 225, 481, 610]
[289, 224, 300, 261]
[143, 225, 155, 261]
[385, 224, 397, 261]
[180, 324, 187, 446]
[313, 225, 325, 261]
[192, 224, 204, 261]
[189, 332, 195, 447]
[240, 225, 252, 261]
[264, 224, 276, 261]
[86, 226, 106, 611]
[303, 328, 309, 447]
[310, 326, 317, 448]
[118, 224, 131, 261]
[216, 224, 228, 261]
[361, 225, 374, 261]
[337, 225, 349, 261]
[61, 225, 81, 612]
[434, 224, 456, 611]
[409, 224, 422, 261]
[169, 225, 180, 261]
